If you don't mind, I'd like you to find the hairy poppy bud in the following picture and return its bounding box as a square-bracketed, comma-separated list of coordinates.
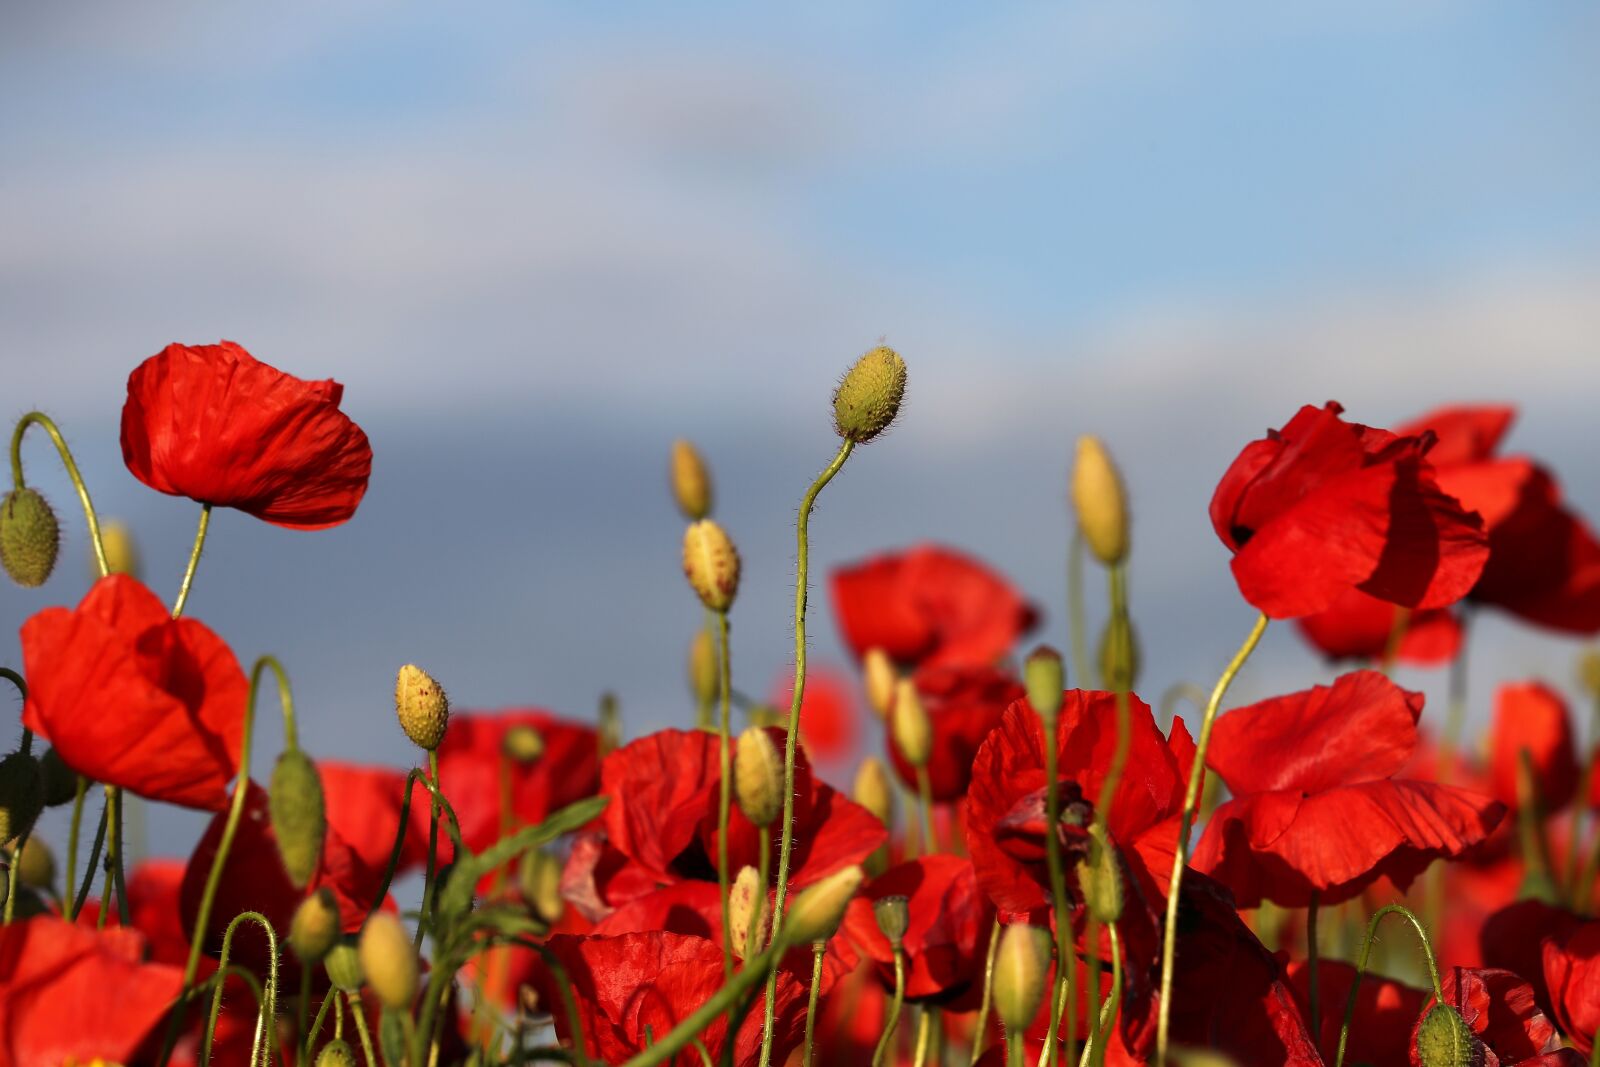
[1072, 435, 1129, 566]
[1024, 646, 1064, 720]
[517, 848, 565, 923]
[862, 647, 896, 721]
[100, 519, 142, 579]
[853, 757, 895, 827]
[890, 679, 931, 769]
[289, 887, 342, 964]
[671, 439, 713, 521]
[689, 629, 719, 708]
[783, 864, 863, 946]
[359, 912, 418, 1010]
[269, 749, 326, 888]
[735, 727, 783, 827]
[0, 488, 60, 588]
[1415, 1004, 1476, 1067]
[729, 865, 769, 959]
[682, 520, 740, 612]
[316, 1039, 358, 1067]
[873, 895, 910, 949]
[1097, 616, 1139, 692]
[993, 923, 1051, 1032]
[502, 724, 545, 764]
[395, 663, 449, 751]
[1076, 825, 1123, 924]
[13, 835, 53, 890]
[0, 752, 43, 845]
[832, 346, 907, 444]
[37, 747, 78, 808]
[324, 940, 364, 992]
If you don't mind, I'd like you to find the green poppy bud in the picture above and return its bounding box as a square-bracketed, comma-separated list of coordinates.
[269, 749, 326, 889]
[734, 727, 783, 828]
[359, 912, 418, 1011]
[14, 834, 53, 890]
[0, 488, 60, 588]
[517, 848, 565, 923]
[671, 439, 714, 521]
[993, 923, 1051, 1032]
[1071, 435, 1129, 566]
[873, 895, 910, 949]
[832, 346, 907, 444]
[37, 747, 78, 807]
[1075, 824, 1123, 925]
[0, 752, 43, 845]
[324, 940, 364, 992]
[395, 664, 449, 751]
[682, 520, 740, 612]
[315, 1038, 358, 1067]
[783, 865, 863, 946]
[289, 887, 342, 964]
[1414, 1004, 1476, 1067]
[1024, 646, 1064, 720]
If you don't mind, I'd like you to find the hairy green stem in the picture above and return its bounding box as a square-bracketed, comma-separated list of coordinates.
[1333, 905, 1442, 1067]
[347, 991, 377, 1066]
[200, 910, 278, 1067]
[69, 799, 108, 919]
[171, 504, 212, 619]
[417, 749, 442, 951]
[64, 774, 87, 919]
[871, 949, 907, 1067]
[10, 411, 109, 576]
[969, 919, 1002, 1066]
[803, 941, 826, 1067]
[716, 609, 735, 982]
[3, 824, 29, 923]
[1081, 922, 1123, 1067]
[1040, 694, 1073, 1065]
[365, 767, 465, 918]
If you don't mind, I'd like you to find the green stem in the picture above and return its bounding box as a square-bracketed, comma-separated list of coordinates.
[10, 411, 109, 576]
[1007, 1034, 1025, 1067]
[803, 941, 826, 1067]
[1067, 530, 1091, 689]
[760, 439, 853, 1067]
[1155, 610, 1269, 1067]
[1333, 905, 1442, 1067]
[3, 824, 29, 923]
[348, 991, 378, 1067]
[716, 609, 735, 983]
[200, 910, 279, 1067]
[417, 749, 442, 951]
[618, 939, 786, 1067]
[1040, 695, 1074, 1065]
[871, 949, 907, 1067]
[747, 826, 771, 957]
[64, 774, 87, 918]
[70, 799, 108, 919]
[298, 960, 313, 1067]
[969, 919, 1002, 1066]
[171, 504, 212, 619]
[365, 768, 465, 918]
[97, 783, 129, 926]
[912, 1007, 939, 1067]
[1307, 892, 1321, 1041]
[304, 984, 335, 1060]
[1155, 683, 1206, 735]
[1081, 922, 1123, 1067]
[915, 766, 937, 855]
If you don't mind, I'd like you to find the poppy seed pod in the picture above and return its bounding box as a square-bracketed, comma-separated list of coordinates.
[100, 519, 141, 580]
[324, 940, 364, 992]
[832, 346, 907, 444]
[37, 747, 78, 808]
[670, 439, 713, 521]
[890, 679, 931, 769]
[1414, 1004, 1476, 1067]
[783, 864, 863, 946]
[1024, 646, 1064, 720]
[289, 887, 342, 964]
[862, 647, 896, 721]
[0, 752, 43, 845]
[689, 629, 719, 707]
[729, 865, 769, 959]
[315, 1039, 358, 1067]
[358, 912, 418, 1010]
[517, 848, 565, 923]
[269, 749, 327, 889]
[14, 835, 53, 890]
[734, 727, 783, 827]
[1072, 435, 1129, 566]
[682, 520, 740, 612]
[394, 663, 449, 751]
[501, 724, 545, 764]
[0, 488, 60, 588]
[1075, 825, 1123, 924]
[873, 894, 910, 949]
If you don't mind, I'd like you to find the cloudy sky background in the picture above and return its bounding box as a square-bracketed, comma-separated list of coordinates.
[2, 4, 1598, 865]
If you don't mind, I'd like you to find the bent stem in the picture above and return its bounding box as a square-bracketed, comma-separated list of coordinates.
[172, 504, 213, 619]
[10, 411, 110, 576]
[69, 800, 108, 919]
[1154, 610, 1269, 1067]
[760, 439, 853, 1067]
[872, 948, 907, 1067]
[969, 918, 1002, 1066]
[200, 910, 279, 1067]
[716, 608, 735, 982]
[802, 941, 826, 1067]
[1333, 904, 1442, 1067]
[366, 768, 465, 917]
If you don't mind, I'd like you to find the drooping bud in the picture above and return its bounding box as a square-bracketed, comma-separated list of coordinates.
[269, 749, 326, 888]
[832, 346, 907, 444]
[1097, 615, 1139, 692]
[735, 727, 783, 828]
[1071, 435, 1129, 567]
[873, 895, 910, 949]
[14, 835, 53, 890]
[1414, 1004, 1477, 1067]
[395, 663, 449, 751]
[100, 519, 142, 579]
[689, 629, 719, 708]
[783, 864, 863, 946]
[862, 647, 896, 721]
[993, 923, 1051, 1032]
[1024, 646, 1064, 720]
[324, 940, 364, 992]
[359, 912, 418, 1010]
[517, 848, 565, 923]
[289, 887, 342, 964]
[501, 724, 545, 764]
[0, 488, 60, 588]
[671, 439, 714, 521]
[315, 1039, 358, 1067]
[729, 865, 770, 959]
[0, 752, 43, 845]
[682, 520, 740, 612]
[1075, 824, 1123, 924]
[890, 679, 931, 769]
[37, 748, 78, 807]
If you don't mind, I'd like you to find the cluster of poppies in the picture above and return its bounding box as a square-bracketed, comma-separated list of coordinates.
[0, 342, 1595, 1067]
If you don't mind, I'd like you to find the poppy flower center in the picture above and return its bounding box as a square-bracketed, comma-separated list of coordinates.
[993, 780, 1093, 868]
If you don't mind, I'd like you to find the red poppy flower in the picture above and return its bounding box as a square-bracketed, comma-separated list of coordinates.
[887, 665, 1025, 802]
[1412, 968, 1584, 1066]
[1542, 920, 1600, 1055]
[1284, 957, 1426, 1064]
[1193, 670, 1505, 907]
[1210, 402, 1489, 619]
[0, 916, 184, 1065]
[20, 574, 248, 811]
[842, 855, 994, 1004]
[121, 340, 373, 529]
[1294, 586, 1463, 666]
[320, 760, 445, 873]
[830, 544, 1038, 670]
[1488, 682, 1579, 813]
[770, 665, 859, 768]
[126, 858, 192, 968]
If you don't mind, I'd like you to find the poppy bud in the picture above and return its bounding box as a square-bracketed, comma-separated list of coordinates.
[873, 895, 910, 949]
[13, 835, 53, 890]
[517, 848, 565, 923]
[993, 923, 1051, 1032]
[729, 865, 769, 959]
[501, 724, 545, 764]
[1579, 649, 1600, 699]
[1170, 1052, 1242, 1067]
[37, 747, 78, 807]
[783, 864, 863, 946]
[689, 629, 719, 707]
[1024, 646, 1064, 720]
[671, 439, 714, 521]
[1075, 825, 1123, 924]
[1097, 615, 1139, 692]
[1414, 1004, 1477, 1067]
[324, 940, 364, 992]
[1072, 435, 1129, 567]
[745, 703, 782, 729]
[734, 727, 783, 828]
[852, 757, 895, 827]
[0, 752, 43, 845]
[0, 488, 60, 588]
[394, 663, 449, 751]
[359, 912, 418, 1011]
[269, 749, 327, 889]
[100, 519, 142, 579]
[682, 520, 740, 612]
[289, 887, 342, 964]
[832, 346, 907, 444]
[890, 679, 931, 769]
[862, 647, 896, 721]
[316, 1039, 358, 1067]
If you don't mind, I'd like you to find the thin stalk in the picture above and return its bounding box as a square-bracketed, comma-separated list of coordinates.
[802, 941, 826, 1067]
[365, 768, 465, 917]
[304, 985, 335, 1060]
[1067, 530, 1090, 688]
[10, 411, 110, 576]
[697, 608, 715, 731]
[171, 504, 212, 618]
[348, 992, 378, 1067]
[416, 748, 442, 951]
[64, 775, 87, 919]
[1039, 693, 1072, 1065]
[747, 826, 771, 957]
[298, 960, 313, 1067]
[871, 949, 907, 1067]
[1333, 905, 1442, 1067]
[1441, 607, 1473, 753]
[97, 783, 129, 926]
[969, 918, 1002, 1066]
[915, 766, 937, 855]
[1379, 607, 1411, 674]
[200, 910, 278, 1067]
[1307, 893, 1321, 1040]
[1007, 1034, 1025, 1067]
[716, 609, 735, 982]
[69, 801, 108, 919]
[912, 1008, 939, 1067]
[3, 824, 29, 923]
[1092, 924, 1123, 1067]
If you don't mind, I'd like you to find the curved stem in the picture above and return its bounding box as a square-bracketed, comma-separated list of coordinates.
[1156, 683, 1206, 735]
[760, 439, 853, 1067]
[64, 774, 86, 918]
[365, 768, 465, 918]
[969, 919, 1002, 1066]
[871, 949, 907, 1067]
[254, 654, 298, 751]
[802, 941, 826, 1067]
[912, 1007, 939, 1067]
[171, 504, 213, 619]
[3, 824, 29, 923]
[70, 800, 108, 920]
[10, 411, 109, 576]
[1333, 904, 1442, 1067]
[716, 609, 735, 982]
[417, 749, 442, 951]
[200, 910, 279, 1067]
[1154, 610, 1268, 1067]
[347, 992, 378, 1067]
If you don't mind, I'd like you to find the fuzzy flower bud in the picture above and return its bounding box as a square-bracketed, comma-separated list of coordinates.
[853, 757, 895, 827]
[100, 519, 142, 579]
[316, 1039, 358, 1067]
[993, 923, 1051, 1032]
[682, 520, 740, 612]
[1072, 435, 1129, 566]
[324, 940, 364, 992]
[671, 439, 714, 521]
[0, 753, 43, 845]
[1024, 646, 1064, 720]
[890, 678, 931, 769]
[0, 488, 60, 588]
[1075, 824, 1124, 924]
[517, 848, 565, 923]
[395, 664, 449, 751]
[13, 835, 53, 890]
[728, 865, 770, 959]
[269, 749, 326, 889]
[783, 864, 863, 946]
[37, 747, 78, 808]
[873, 895, 910, 949]
[862, 647, 896, 721]
[1414, 1004, 1477, 1067]
[735, 726, 783, 827]
[501, 724, 545, 764]
[832, 346, 907, 444]
[289, 887, 342, 964]
[689, 629, 719, 707]
[359, 912, 418, 1010]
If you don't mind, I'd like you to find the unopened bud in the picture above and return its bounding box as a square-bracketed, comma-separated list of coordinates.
[729, 865, 770, 959]
[14, 835, 53, 890]
[1579, 649, 1600, 698]
[316, 1039, 358, 1067]
[994, 923, 1051, 1032]
[0, 488, 60, 588]
[862, 648, 896, 721]
[517, 848, 565, 923]
[100, 519, 142, 580]
[289, 887, 342, 964]
[873, 895, 910, 948]
[853, 758, 895, 827]
[1072, 436, 1129, 566]
[1024, 646, 1064, 720]
[735, 727, 783, 827]
[269, 749, 326, 888]
[0, 752, 43, 845]
[502, 724, 545, 764]
[890, 679, 931, 769]
[1097, 615, 1139, 692]
[783, 865, 863, 946]
[689, 629, 719, 708]
[671, 439, 714, 521]
[682, 520, 740, 612]
[324, 940, 364, 992]
[1075, 825, 1123, 924]
[37, 748, 77, 807]
[359, 912, 418, 1010]
[832, 346, 907, 444]
[1414, 1004, 1477, 1067]
[395, 664, 449, 751]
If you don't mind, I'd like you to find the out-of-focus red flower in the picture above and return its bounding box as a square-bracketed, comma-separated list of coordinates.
[1210, 402, 1489, 619]
[534, 931, 808, 1066]
[320, 760, 446, 873]
[126, 859, 192, 968]
[1542, 920, 1600, 1055]
[21, 574, 248, 811]
[1284, 957, 1426, 1064]
[1294, 586, 1464, 666]
[843, 855, 994, 1004]
[1412, 967, 1584, 1066]
[887, 665, 1025, 802]
[770, 665, 859, 767]
[0, 916, 184, 1065]
[1488, 682, 1579, 813]
[121, 340, 373, 529]
[830, 544, 1037, 670]
[1194, 670, 1505, 907]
